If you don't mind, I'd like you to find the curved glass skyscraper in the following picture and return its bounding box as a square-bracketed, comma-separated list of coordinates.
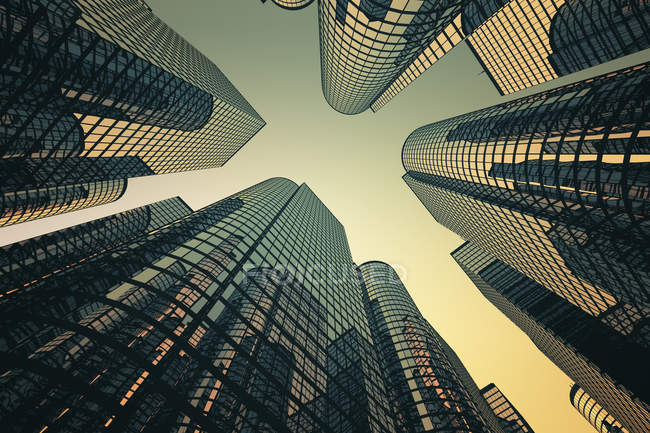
[0, 0, 265, 227]
[402, 62, 650, 346]
[357, 261, 503, 433]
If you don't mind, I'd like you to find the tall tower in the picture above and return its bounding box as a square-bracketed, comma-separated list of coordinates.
[371, 0, 650, 110]
[0, 196, 192, 291]
[452, 241, 650, 432]
[318, 0, 485, 114]
[465, 0, 650, 95]
[570, 385, 629, 433]
[480, 383, 534, 433]
[0, 0, 265, 226]
[402, 62, 650, 345]
[357, 261, 505, 433]
[0, 178, 399, 433]
[264, 0, 315, 9]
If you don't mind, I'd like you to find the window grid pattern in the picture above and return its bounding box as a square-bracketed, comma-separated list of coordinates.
[480, 383, 534, 433]
[402, 63, 650, 345]
[0, 196, 191, 291]
[318, 0, 469, 114]
[358, 261, 496, 433]
[0, 0, 265, 226]
[570, 385, 630, 433]
[451, 241, 650, 432]
[466, 0, 650, 95]
[370, 14, 464, 112]
[270, 0, 315, 10]
[0, 179, 127, 227]
[0, 178, 399, 433]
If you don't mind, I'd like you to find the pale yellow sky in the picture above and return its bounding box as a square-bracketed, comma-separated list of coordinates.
[2, 2, 648, 432]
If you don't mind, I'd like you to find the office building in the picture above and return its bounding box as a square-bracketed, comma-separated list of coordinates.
[452, 241, 650, 432]
[0, 178, 397, 432]
[570, 385, 629, 433]
[402, 62, 650, 343]
[0, 196, 192, 290]
[319, 0, 483, 114]
[265, 0, 314, 9]
[0, 178, 509, 432]
[0, 0, 265, 226]
[480, 383, 534, 433]
[372, 0, 650, 110]
[467, 0, 650, 94]
[358, 260, 504, 433]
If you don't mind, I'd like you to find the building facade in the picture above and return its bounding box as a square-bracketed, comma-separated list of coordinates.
[452, 241, 650, 433]
[265, 0, 315, 10]
[480, 383, 534, 433]
[0, 196, 192, 290]
[0, 0, 265, 226]
[570, 385, 629, 433]
[0, 178, 511, 432]
[371, 0, 650, 110]
[0, 178, 398, 432]
[318, 0, 487, 114]
[357, 261, 506, 433]
[467, 0, 650, 95]
[402, 62, 650, 345]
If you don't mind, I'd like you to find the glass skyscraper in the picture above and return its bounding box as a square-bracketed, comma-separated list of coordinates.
[371, 0, 650, 110]
[318, 0, 501, 114]
[480, 383, 534, 433]
[357, 261, 506, 433]
[570, 385, 629, 433]
[0, 0, 265, 227]
[402, 62, 649, 346]
[452, 241, 650, 433]
[265, 0, 315, 9]
[0, 196, 192, 291]
[466, 0, 650, 95]
[0, 178, 514, 432]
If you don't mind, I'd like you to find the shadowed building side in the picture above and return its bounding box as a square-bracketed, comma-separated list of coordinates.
[452, 241, 650, 433]
[402, 63, 650, 346]
[358, 261, 502, 433]
[0, 0, 265, 226]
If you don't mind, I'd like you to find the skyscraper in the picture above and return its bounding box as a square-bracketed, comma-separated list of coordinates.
[264, 0, 314, 9]
[480, 383, 534, 433]
[0, 178, 509, 432]
[402, 62, 650, 345]
[318, 0, 502, 114]
[371, 0, 650, 110]
[466, 0, 650, 95]
[452, 241, 650, 433]
[0, 178, 398, 432]
[570, 385, 629, 433]
[0, 196, 192, 290]
[0, 0, 265, 227]
[357, 260, 506, 433]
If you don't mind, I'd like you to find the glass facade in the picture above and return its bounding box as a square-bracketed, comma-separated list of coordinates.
[370, 1, 507, 112]
[0, 178, 399, 433]
[452, 241, 650, 433]
[570, 385, 629, 433]
[268, 0, 315, 10]
[402, 63, 650, 345]
[358, 261, 501, 433]
[0, 0, 265, 226]
[318, 0, 479, 115]
[466, 0, 650, 95]
[0, 196, 192, 290]
[480, 383, 534, 433]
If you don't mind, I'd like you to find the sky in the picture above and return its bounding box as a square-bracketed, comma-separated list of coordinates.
[2, 1, 648, 432]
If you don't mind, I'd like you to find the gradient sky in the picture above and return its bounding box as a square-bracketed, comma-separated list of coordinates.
[2, 1, 648, 432]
